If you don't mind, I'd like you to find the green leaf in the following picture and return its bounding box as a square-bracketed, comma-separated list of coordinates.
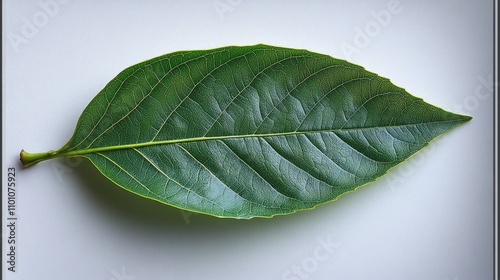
[20, 44, 471, 218]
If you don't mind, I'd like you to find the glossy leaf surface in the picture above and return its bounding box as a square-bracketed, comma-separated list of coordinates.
[21, 45, 471, 218]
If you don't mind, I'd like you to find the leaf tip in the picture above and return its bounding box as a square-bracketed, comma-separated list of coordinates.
[457, 113, 473, 123]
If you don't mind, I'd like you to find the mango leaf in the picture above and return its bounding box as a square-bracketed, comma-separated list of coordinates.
[20, 44, 471, 218]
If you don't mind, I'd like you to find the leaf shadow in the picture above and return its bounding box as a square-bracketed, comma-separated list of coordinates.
[70, 159, 313, 239]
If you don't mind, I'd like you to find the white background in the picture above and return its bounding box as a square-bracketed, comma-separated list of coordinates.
[3, 0, 494, 279]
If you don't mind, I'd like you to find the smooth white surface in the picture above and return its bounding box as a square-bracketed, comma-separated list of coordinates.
[3, 1, 494, 279]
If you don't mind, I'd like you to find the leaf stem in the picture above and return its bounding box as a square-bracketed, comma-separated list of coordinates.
[20, 149, 61, 167]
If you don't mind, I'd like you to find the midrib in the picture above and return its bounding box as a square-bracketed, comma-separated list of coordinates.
[62, 118, 464, 157]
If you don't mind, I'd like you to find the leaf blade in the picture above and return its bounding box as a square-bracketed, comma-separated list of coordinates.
[21, 44, 471, 218]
